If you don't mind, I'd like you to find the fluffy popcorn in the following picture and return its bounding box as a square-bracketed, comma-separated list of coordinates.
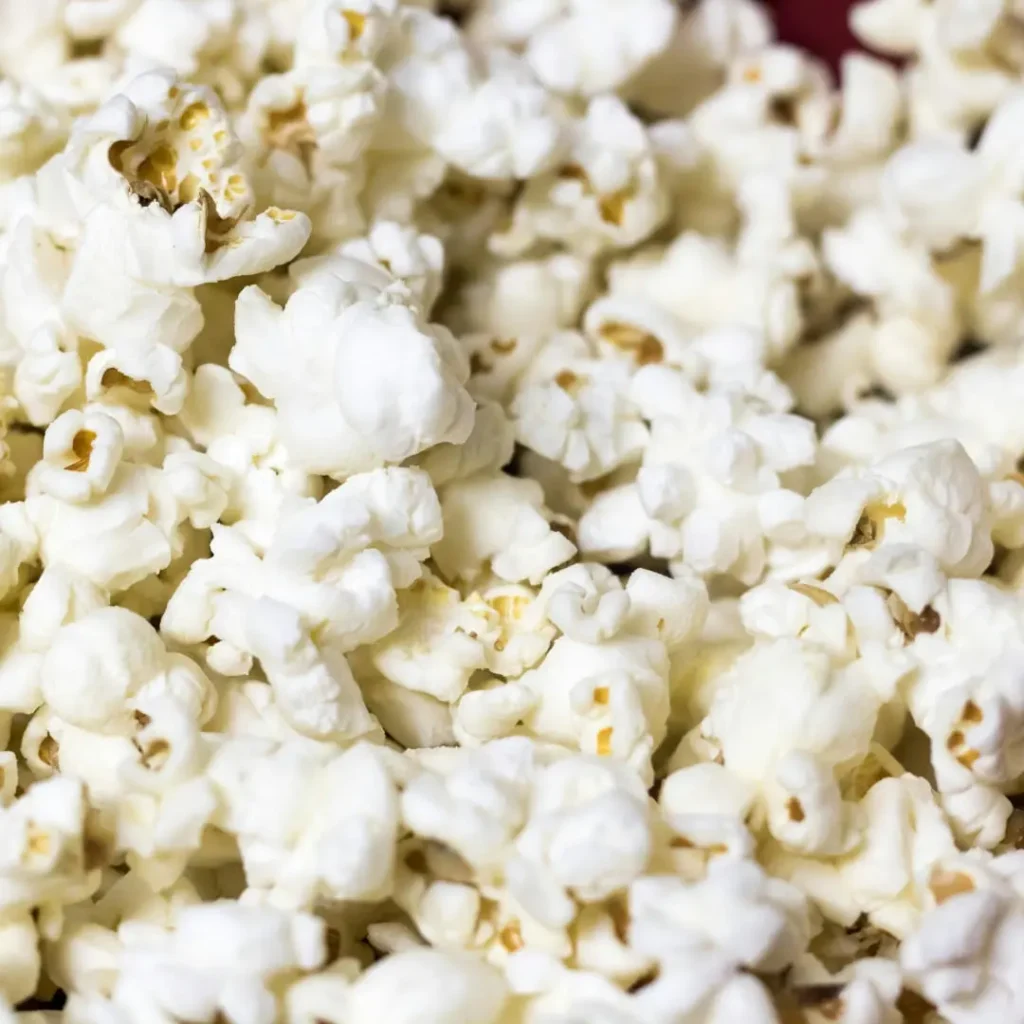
[493, 95, 669, 257]
[579, 361, 817, 583]
[8, 0, 1024, 1014]
[231, 249, 475, 479]
[469, 0, 678, 98]
[509, 330, 649, 483]
[84, 900, 326, 1024]
[431, 471, 575, 585]
[7, 409, 228, 592]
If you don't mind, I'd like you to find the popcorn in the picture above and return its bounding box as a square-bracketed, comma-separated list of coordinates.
[509, 330, 649, 483]
[493, 95, 669, 257]
[231, 252, 475, 479]
[90, 900, 326, 1024]
[431, 471, 575, 585]
[8, 0, 1024, 1012]
[469, 0, 679, 99]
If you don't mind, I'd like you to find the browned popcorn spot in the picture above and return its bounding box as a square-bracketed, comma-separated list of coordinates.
[599, 321, 664, 366]
[928, 866, 975, 904]
[403, 849, 428, 874]
[770, 95, 799, 126]
[469, 352, 492, 375]
[579, 471, 618, 499]
[742, 65, 762, 83]
[946, 729, 965, 750]
[558, 163, 591, 188]
[887, 592, 941, 642]
[895, 989, 938, 1024]
[66, 430, 97, 473]
[140, 738, 170, 769]
[608, 897, 630, 943]
[596, 726, 613, 756]
[491, 338, 517, 354]
[786, 797, 806, 823]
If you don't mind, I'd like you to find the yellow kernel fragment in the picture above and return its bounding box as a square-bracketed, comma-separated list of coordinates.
[962, 700, 984, 724]
[26, 825, 50, 858]
[599, 321, 664, 365]
[593, 686, 610, 705]
[958, 749, 980, 769]
[266, 207, 297, 222]
[598, 190, 629, 226]
[342, 9, 367, 39]
[101, 367, 154, 395]
[180, 102, 211, 131]
[499, 920, 524, 952]
[787, 581, 839, 606]
[488, 594, 530, 620]
[66, 430, 96, 473]
[189, 138, 203, 151]
[555, 368, 582, 394]
[929, 867, 975, 904]
[491, 338, 517, 354]
[596, 726, 613, 756]
[39, 735, 59, 768]
[138, 144, 178, 192]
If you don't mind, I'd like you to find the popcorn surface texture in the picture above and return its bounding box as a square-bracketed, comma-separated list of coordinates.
[5, 0, 1024, 1022]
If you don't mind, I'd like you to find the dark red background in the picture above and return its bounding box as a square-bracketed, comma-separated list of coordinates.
[770, 0, 860, 70]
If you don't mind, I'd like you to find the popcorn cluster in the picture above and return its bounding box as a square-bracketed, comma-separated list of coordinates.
[3, 0, 1024, 1021]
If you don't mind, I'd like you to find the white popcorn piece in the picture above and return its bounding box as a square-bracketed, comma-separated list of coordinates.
[431, 471, 575, 585]
[13, 409, 227, 592]
[0, 775, 101, 929]
[493, 95, 669, 257]
[97, 900, 326, 1024]
[901, 852, 1024, 1024]
[208, 739, 398, 908]
[510, 331, 649, 484]
[627, 859, 810, 1022]
[231, 255, 474, 479]
[470, 0, 678, 99]
[345, 948, 508, 1024]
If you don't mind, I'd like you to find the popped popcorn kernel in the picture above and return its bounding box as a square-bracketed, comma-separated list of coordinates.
[5, 1, 1024, 1016]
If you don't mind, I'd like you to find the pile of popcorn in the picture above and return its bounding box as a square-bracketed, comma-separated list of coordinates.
[7, 0, 1024, 1020]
